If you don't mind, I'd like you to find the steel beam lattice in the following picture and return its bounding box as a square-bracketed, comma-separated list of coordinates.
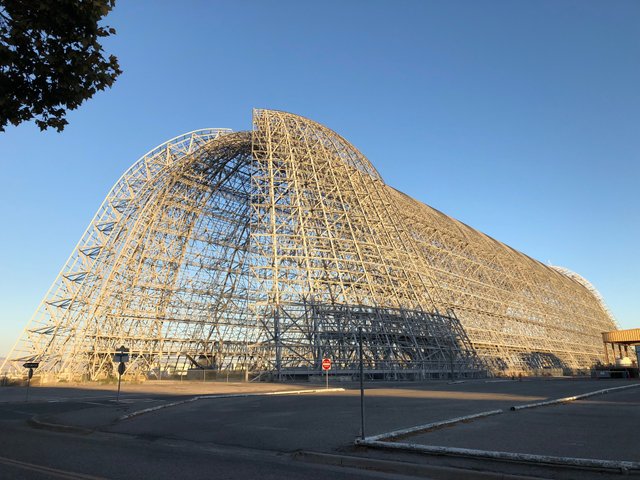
[2, 110, 618, 381]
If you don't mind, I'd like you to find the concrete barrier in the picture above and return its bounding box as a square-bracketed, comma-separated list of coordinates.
[358, 439, 640, 473]
[361, 409, 504, 442]
[510, 382, 640, 411]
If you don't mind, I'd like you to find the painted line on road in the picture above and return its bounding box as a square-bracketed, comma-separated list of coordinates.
[362, 409, 505, 442]
[356, 439, 640, 472]
[119, 388, 346, 421]
[0, 454, 107, 480]
[510, 382, 640, 411]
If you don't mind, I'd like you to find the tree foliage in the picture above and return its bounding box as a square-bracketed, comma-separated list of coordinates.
[0, 0, 121, 131]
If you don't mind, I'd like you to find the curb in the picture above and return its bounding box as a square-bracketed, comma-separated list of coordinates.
[361, 409, 504, 442]
[359, 383, 640, 444]
[119, 387, 346, 421]
[354, 384, 640, 474]
[28, 415, 94, 435]
[358, 440, 640, 473]
[510, 382, 640, 411]
[294, 450, 544, 480]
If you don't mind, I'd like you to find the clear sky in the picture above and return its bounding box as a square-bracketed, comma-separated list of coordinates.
[0, 0, 638, 357]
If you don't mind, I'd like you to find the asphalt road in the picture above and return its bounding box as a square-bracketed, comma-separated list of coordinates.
[0, 377, 638, 479]
[0, 381, 421, 480]
[0, 421, 415, 480]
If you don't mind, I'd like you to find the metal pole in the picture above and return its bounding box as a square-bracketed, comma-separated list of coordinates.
[325, 367, 328, 389]
[116, 370, 122, 403]
[275, 309, 282, 382]
[359, 326, 365, 440]
[25, 370, 32, 402]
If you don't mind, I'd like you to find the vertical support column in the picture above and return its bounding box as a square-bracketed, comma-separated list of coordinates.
[312, 305, 321, 367]
[603, 341, 610, 364]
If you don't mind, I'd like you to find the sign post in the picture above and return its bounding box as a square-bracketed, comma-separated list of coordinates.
[114, 346, 129, 403]
[358, 326, 365, 440]
[321, 357, 331, 389]
[23, 362, 39, 402]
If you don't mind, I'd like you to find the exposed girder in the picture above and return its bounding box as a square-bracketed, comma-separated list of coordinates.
[3, 110, 617, 381]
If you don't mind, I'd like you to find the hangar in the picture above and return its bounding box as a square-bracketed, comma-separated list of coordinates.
[2, 110, 618, 381]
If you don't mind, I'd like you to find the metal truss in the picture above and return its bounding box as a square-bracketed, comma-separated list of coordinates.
[2, 110, 617, 381]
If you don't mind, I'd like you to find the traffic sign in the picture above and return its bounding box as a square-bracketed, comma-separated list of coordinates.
[114, 345, 130, 363]
[321, 358, 332, 371]
[114, 345, 129, 403]
[114, 353, 129, 362]
[23, 362, 39, 402]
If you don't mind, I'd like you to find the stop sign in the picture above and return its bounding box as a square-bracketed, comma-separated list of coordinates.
[321, 358, 332, 371]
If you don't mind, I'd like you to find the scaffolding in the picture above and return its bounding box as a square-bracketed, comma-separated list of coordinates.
[2, 109, 617, 381]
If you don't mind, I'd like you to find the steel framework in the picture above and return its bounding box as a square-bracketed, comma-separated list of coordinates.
[2, 110, 617, 381]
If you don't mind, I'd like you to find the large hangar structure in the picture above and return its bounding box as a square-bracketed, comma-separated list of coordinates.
[3, 110, 618, 381]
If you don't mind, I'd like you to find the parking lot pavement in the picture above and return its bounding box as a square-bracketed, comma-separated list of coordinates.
[400, 386, 640, 462]
[4, 377, 637, 454]
[101, 378, 638, 453]
[2, 377, 638, 479]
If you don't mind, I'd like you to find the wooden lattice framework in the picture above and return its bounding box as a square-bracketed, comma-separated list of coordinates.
[2, 110, 617, 381]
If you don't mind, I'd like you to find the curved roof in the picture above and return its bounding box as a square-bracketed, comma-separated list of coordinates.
[550, 266, 618, 328]
[253, 109, 384, 182]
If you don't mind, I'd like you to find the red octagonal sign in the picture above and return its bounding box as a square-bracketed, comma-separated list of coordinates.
[321, 358, 332, 371]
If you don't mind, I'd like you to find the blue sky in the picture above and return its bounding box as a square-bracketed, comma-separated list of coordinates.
[0, 0, 638, 356]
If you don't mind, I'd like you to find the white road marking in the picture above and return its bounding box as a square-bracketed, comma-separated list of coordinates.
[0, 455, 108, 480]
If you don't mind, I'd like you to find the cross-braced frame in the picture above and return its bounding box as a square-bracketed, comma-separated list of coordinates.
[2, 110, 617, 381]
